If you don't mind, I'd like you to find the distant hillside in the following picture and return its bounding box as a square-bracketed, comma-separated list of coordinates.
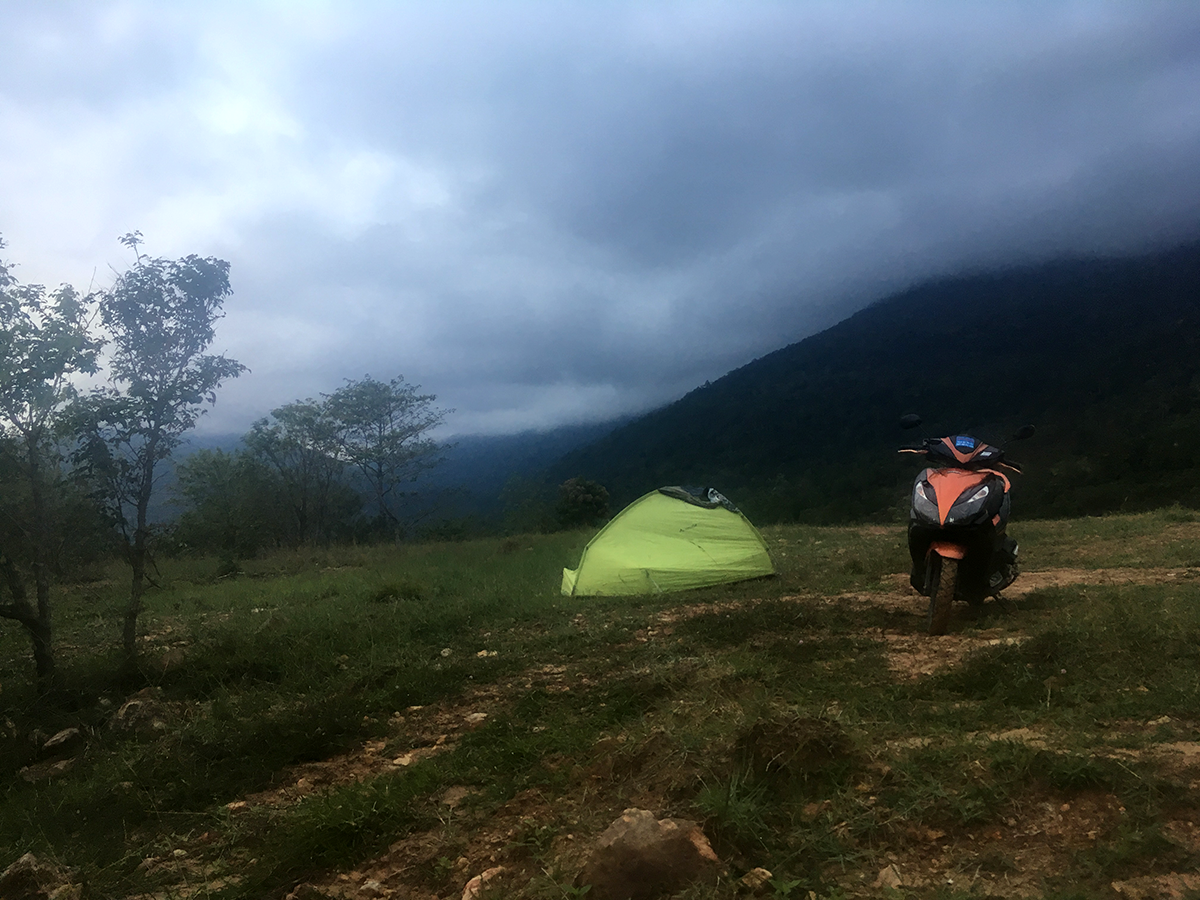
[411, 419, 627, 524]
[550, 242, 1200, 524]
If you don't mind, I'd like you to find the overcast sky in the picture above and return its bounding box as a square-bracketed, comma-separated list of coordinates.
[3, 2, 1199, 437]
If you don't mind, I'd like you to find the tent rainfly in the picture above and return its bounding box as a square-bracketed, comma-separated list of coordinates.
[561, 486, 775, 596]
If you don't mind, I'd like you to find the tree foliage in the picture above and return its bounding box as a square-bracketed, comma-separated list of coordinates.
[174, 449, 289, 560]
[0, 237, 101, 684]
[244, 399, 360, 546]
[230, 377, 448, 547]
[81, 235, 245, 658]
[325, 375, 448, 534]
[556, 477, 610, 529]
[0, 235, 457, 690]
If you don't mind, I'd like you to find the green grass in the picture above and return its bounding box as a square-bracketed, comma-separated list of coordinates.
[932, 582, 1200, 718]
[3, 514, 1200, 898]
[1017, 506, 1200, 569]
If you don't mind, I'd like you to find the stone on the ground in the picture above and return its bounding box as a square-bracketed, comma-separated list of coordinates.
[874, 864, 903, 889]
[41, 728, 83, 757]
[0, 852, 82, 900]
[575, 808, 720, 900]
[18, 758, 76, 783]
[461, 865, 505, 900]
[738, 867, 774, 893]
[110, 687, 169, 734]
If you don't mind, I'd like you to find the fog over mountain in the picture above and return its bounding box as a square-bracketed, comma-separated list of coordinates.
[3, 3, 1199, 438]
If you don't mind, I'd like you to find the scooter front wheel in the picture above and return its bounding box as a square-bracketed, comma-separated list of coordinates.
[928, 555, 958, 636]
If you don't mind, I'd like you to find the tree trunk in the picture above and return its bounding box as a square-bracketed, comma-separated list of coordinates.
[0, 553, 55, 686]
[123, 567, 144, 660]
[28, 612, 53, 687]
[124, 442, 156, 662]
[26, 438, 56, 683]
[124, 522, 148, 661]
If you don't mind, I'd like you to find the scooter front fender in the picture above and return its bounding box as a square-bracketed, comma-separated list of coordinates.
[928, 541, 966, 560]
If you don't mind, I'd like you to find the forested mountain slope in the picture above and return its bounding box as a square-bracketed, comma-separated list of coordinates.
[550, 242, 1200, 523]
[415, 419, 628, 521]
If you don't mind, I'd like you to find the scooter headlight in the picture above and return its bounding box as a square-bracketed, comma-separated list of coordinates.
[947, 483, 990, 524]
[912, 480, 939, 522]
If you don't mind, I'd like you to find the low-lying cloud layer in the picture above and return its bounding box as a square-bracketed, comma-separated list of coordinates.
[3, 2, 1199, 436]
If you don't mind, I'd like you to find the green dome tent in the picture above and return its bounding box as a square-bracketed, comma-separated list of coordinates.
[561, 486, 775, 596]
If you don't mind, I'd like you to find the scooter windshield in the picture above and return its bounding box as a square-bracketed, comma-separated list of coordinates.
[928, 436, 1003, 467]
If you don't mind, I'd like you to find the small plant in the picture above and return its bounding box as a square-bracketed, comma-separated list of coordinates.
[554, 883, 592, 899]
[694, 767, 770, 853]
[768, 876, 804, 898]
[214, 555, 242, 578]
[510, 819, 559, 856]
[366, 580, 424, 603]
[526, 862, 592, 900]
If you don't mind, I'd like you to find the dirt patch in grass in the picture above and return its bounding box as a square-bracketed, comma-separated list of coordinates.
[871, 627, 1025, 679]
[1143, 742, 1200, 795]
[839, 567, 1200, 679]
[844, 788, 1126, 898]
[1015, 566, 1200, 592]
[224, 665, 591, 815]
[1109, 872, 1200, 899]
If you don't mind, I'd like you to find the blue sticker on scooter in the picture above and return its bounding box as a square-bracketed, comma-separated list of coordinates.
[954, 435, 976, 449]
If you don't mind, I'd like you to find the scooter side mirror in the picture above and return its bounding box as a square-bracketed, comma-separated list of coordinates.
[899, 414, 922, 430]
[1010, 425, 1036, 441]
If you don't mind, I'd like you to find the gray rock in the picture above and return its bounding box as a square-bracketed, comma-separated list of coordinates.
[576, 808, 720, 900]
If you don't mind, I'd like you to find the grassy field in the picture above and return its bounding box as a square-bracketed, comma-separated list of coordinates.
[3, 510, 1200, 899]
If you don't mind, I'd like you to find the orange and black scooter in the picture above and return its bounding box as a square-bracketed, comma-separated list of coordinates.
[898, 415, 1035, 635]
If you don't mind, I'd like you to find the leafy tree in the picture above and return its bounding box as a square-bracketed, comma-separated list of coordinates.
[239, 377, 447, 543]
[324, 375, 449, 535]
[0, 237, 101, 685]
[556, 477, 610, 529]
[244, 399, 360, 545]
[81, 234, 245, 660]
[174, 448, 289, 559]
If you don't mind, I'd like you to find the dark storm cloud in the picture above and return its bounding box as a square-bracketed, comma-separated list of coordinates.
[3, 2, 1200, 435]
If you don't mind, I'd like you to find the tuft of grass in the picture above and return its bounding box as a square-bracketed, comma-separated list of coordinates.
[215, 764, 444, 899]
[1058, 820, 1194, 885]
[365, 580, 426, 603]
[734, 715, 858, 793]
[694, 767, 771, 854]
